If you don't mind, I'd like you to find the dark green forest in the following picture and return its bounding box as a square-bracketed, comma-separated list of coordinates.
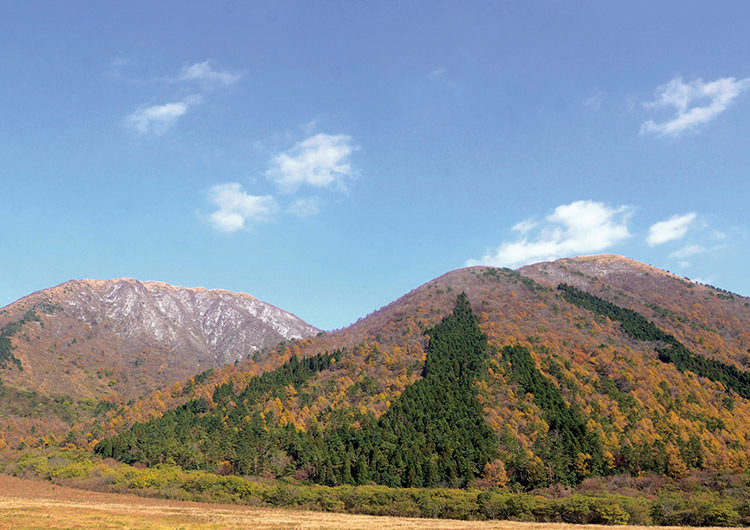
[0, 310, 37, 370]
[97, 294, 499, 488]
[501, 344, 604, 485]
[558, 283, 750, 400]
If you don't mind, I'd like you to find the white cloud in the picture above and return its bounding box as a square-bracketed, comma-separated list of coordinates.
[640, 76, 750, 136]
[176, 60, 241, 88]
[266, 133, 358, 193]
[125, 95, 202, 135]
[112, 58, 240, 87]
[123, 60, 239, 135]
[647, 212, 696, 246]
[467, 200, 632, 268]
[669, 244, 705, 260]
[288, 197, 321, 218]
[207, 183, 277, 232]
[512, 219, 539, 234]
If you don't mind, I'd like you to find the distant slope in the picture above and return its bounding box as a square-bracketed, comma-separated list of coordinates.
[94, 255, 750, 488]
[0, 278, 318, 400]
[519, 254, 750, 370]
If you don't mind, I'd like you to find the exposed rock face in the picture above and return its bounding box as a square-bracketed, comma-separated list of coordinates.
[60, 279, 318, 366]
[0, 278, 318, 399]
[518, 253, 679, 290]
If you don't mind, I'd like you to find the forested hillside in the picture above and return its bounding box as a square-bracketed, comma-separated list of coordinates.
[87, 255, 750, 491]
[0, 278, 317, 449]
[97, 295, 499, 487]
[3, 255, 750, 494]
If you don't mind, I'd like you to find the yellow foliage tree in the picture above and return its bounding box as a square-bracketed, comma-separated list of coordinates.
[481, 458, 509, 488]
[665, 443, 689, 479]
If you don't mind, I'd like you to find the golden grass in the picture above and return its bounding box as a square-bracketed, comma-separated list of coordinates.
[0, 474, 740, 530]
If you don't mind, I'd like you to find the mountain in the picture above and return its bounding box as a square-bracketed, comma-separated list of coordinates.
[520, 254, 750, 370]
[0, 278, 318, 444]
[94, 254, 750, 488]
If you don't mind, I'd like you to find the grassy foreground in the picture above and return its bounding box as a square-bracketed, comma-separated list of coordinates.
[0, 474, 742, 530]
[0, 472, 480, 529]
[2, 449, 749, 527]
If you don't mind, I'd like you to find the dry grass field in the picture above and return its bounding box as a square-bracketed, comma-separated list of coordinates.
[0, 474, 739, 530]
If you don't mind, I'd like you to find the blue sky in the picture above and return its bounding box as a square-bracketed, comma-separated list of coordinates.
[2, 2, 749, 330]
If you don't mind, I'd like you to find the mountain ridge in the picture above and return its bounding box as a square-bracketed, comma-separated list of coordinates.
[5, 254, 750, 486]
[91, 253, 750, 486]
[0, 277, 318, 403]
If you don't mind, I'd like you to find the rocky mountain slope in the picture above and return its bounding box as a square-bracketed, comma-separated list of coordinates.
[0, 278, 318, 401]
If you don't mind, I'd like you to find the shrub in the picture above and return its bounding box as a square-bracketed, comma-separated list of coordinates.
[128, 466, 181, 490]
[651, 492, 689, 526]
[313, 489, 346, 512]
[477, 491, 508, 519]
[618, 496, 653, 526]
[558, 495, 594, 524]
[220, 475, 262, 501]
[593, 502, 630, 525]
[504, 493, 539, 521]
[50, 459, 95, 479]
[262, 484, 319, 507]
[700, 502, 740, 527]
[439, 492, 480, 520]
[181, 472, 223, 494]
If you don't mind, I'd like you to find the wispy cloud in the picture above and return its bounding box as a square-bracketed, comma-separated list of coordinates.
[124, 95, 202, 135]
[207, 183, 277, 233]
[123, 60, 238, 136]
[584, 90, 605, 110]
[647, 212, 696, 246]
[512, 219, 539, 234]
[669, 244, 705, 260]
[176, 60, 241, 88]
[641, 76, 750, 136]
[266, 133, 359, 194]
[430, 66, 447, 78]
[288, 197, 321, 218]
[467, 200, 632, 268]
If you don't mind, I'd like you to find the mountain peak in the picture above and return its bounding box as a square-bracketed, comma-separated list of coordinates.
[0, 277, 318, 400]
[518, 253, 690, 285]
[52, 278, 259, 300]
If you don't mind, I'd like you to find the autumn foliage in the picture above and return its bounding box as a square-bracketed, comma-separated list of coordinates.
[3, 255, 750, 500]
